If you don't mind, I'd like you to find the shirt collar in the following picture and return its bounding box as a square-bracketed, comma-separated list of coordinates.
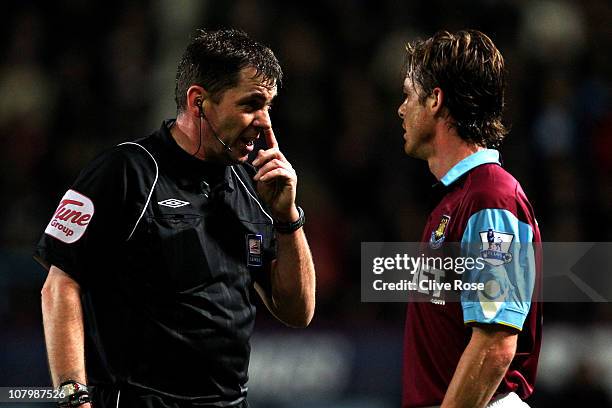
[440, 149, 500, 186]
[157, 119, 235, 192]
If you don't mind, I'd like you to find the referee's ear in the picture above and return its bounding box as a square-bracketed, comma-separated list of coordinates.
[186, 85, 208, 118]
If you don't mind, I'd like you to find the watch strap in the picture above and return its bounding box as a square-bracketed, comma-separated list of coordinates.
[274, 206, 305, 234]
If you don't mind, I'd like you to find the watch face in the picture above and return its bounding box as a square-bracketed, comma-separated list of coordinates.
[61, 383, 74, 396]
[60, 382, 80, 396]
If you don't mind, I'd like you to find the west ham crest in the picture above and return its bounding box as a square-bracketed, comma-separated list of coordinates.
[429, 215, 450, 249]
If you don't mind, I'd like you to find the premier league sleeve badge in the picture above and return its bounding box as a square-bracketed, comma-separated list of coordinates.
[246, 233, 263, 267]
[480, 229, 514, 265]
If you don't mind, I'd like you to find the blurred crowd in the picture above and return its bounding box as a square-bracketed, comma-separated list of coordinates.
[1, 0, 611, 405]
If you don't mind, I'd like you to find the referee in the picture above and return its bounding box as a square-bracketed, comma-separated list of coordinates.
[35, 29, 315, 408]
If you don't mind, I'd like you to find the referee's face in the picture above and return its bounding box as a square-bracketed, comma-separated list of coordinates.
[398, 77, 435, 160]
[204, 67, 277, 164]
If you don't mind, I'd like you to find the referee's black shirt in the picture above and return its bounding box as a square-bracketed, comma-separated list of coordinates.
[35, 120, 276, 405]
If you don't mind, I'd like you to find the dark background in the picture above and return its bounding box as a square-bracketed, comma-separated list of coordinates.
[1, 0, 611, 407]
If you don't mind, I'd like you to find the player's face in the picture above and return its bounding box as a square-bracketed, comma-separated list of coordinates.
[397, 77, 434, 160]
[204, 67, 277, 164]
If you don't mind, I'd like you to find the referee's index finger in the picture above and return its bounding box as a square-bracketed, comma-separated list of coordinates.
[262, 126, 278, 149]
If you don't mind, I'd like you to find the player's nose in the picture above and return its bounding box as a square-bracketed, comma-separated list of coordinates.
[398, 102, 405, 119]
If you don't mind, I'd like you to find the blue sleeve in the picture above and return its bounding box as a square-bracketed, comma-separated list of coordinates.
[460, 209, 535, 331]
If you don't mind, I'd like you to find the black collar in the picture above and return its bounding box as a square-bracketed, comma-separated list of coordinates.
[154, 119, 236, 193]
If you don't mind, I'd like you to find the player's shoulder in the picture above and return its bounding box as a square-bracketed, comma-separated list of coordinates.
[464, 163, 529, 209]
[470, 163, 518, 189]
[467, 163, 519, 196]
[460, 163, 539, 231]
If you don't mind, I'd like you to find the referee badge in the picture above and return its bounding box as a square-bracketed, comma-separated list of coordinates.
[430, 215, 450, 249]
[246, 234, 263, 266]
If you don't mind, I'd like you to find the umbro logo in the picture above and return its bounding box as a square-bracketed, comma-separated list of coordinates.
[158, 199, 190, 208]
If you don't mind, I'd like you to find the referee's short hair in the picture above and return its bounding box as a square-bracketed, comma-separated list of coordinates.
[175, 28, 282, 112]
[404, 29, 508, 148]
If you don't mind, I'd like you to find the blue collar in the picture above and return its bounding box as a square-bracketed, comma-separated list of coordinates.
[440, 149, 500, 186]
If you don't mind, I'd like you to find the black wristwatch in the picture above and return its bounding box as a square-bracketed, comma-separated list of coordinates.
[57, 380, 91, 407]
[274, 206, 305, 234]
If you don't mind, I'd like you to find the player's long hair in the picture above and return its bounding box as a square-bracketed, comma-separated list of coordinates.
[404, 30, 508, 148]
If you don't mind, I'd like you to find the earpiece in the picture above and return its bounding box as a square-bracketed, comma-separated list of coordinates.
[194, 95, 232, 153]
[195, 97, 204, 117]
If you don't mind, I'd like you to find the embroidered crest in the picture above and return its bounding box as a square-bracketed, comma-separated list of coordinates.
[429, 215, 451, 249]
[479, 229, 514, 266]
[246, 234, 263, 267]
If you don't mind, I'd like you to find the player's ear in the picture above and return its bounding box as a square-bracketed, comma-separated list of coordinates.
[429, 87, 444, 115]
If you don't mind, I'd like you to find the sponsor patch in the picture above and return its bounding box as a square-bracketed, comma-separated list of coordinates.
[246, 233, 263, 267]
[429, 215, 450, 249]
[479, 229, 514, 266]
[45, 189, 94, 243]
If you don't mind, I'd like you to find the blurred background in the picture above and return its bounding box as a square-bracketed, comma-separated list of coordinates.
[1, 0, 611, 407]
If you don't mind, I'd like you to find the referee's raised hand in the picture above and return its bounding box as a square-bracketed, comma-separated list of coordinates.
[252, 124, 299, 223]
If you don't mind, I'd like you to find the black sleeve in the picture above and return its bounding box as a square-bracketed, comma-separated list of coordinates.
[33, 144, 156, 285]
